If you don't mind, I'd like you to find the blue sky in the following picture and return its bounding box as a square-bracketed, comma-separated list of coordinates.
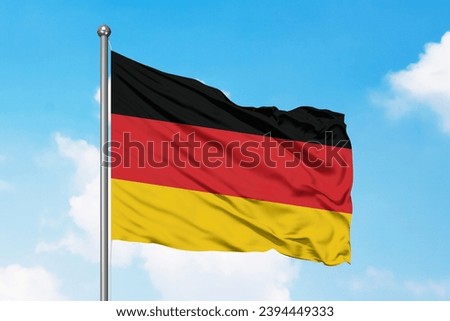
[1, 0, 450, 300]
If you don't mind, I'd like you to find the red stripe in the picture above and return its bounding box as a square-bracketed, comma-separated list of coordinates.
[111, 114, 353, 213]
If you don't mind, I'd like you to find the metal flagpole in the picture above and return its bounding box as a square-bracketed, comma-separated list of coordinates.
[97, 24, 111, 301]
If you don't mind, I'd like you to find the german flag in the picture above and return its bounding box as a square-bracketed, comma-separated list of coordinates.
[110, 51, 353, 266]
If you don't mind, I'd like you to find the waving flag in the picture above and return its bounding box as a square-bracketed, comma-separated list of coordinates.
[110, 51, 353, 265]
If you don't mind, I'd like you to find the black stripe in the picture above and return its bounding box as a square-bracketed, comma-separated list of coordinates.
[111, 51, 351, 148]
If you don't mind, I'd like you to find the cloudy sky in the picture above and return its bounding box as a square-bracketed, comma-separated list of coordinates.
[1, 1, 450, 300]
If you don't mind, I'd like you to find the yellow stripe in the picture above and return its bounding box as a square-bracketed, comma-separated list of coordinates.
[112, 178, 351, 266]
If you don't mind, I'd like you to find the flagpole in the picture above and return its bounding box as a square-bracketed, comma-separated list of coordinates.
[97, 24, 111, 301]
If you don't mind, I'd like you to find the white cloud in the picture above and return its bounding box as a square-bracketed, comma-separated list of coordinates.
[95, 77, 111, 109]
[348, 266, 450, 300]
[349, 266, 396, 292]
[35, 133, 138, 268]
[111, 241, 141, 267]
[139, 244, 298, 300]
[404, 279, 450, 299]
[94, 87, 101, 104]
[0, 264, 65, 300]
[54, 133, 98, 191]
[36, 133, 100, 262]
[374, 31, 450, 133]
[94, 77, 111, 103]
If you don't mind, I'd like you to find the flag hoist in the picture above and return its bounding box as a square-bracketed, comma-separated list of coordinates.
[97, 24, 111, 301]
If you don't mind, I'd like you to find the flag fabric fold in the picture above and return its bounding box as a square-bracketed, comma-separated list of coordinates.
[111, 51, 353, 266]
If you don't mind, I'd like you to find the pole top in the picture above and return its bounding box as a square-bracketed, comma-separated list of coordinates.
[97, 25, 111, 37]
